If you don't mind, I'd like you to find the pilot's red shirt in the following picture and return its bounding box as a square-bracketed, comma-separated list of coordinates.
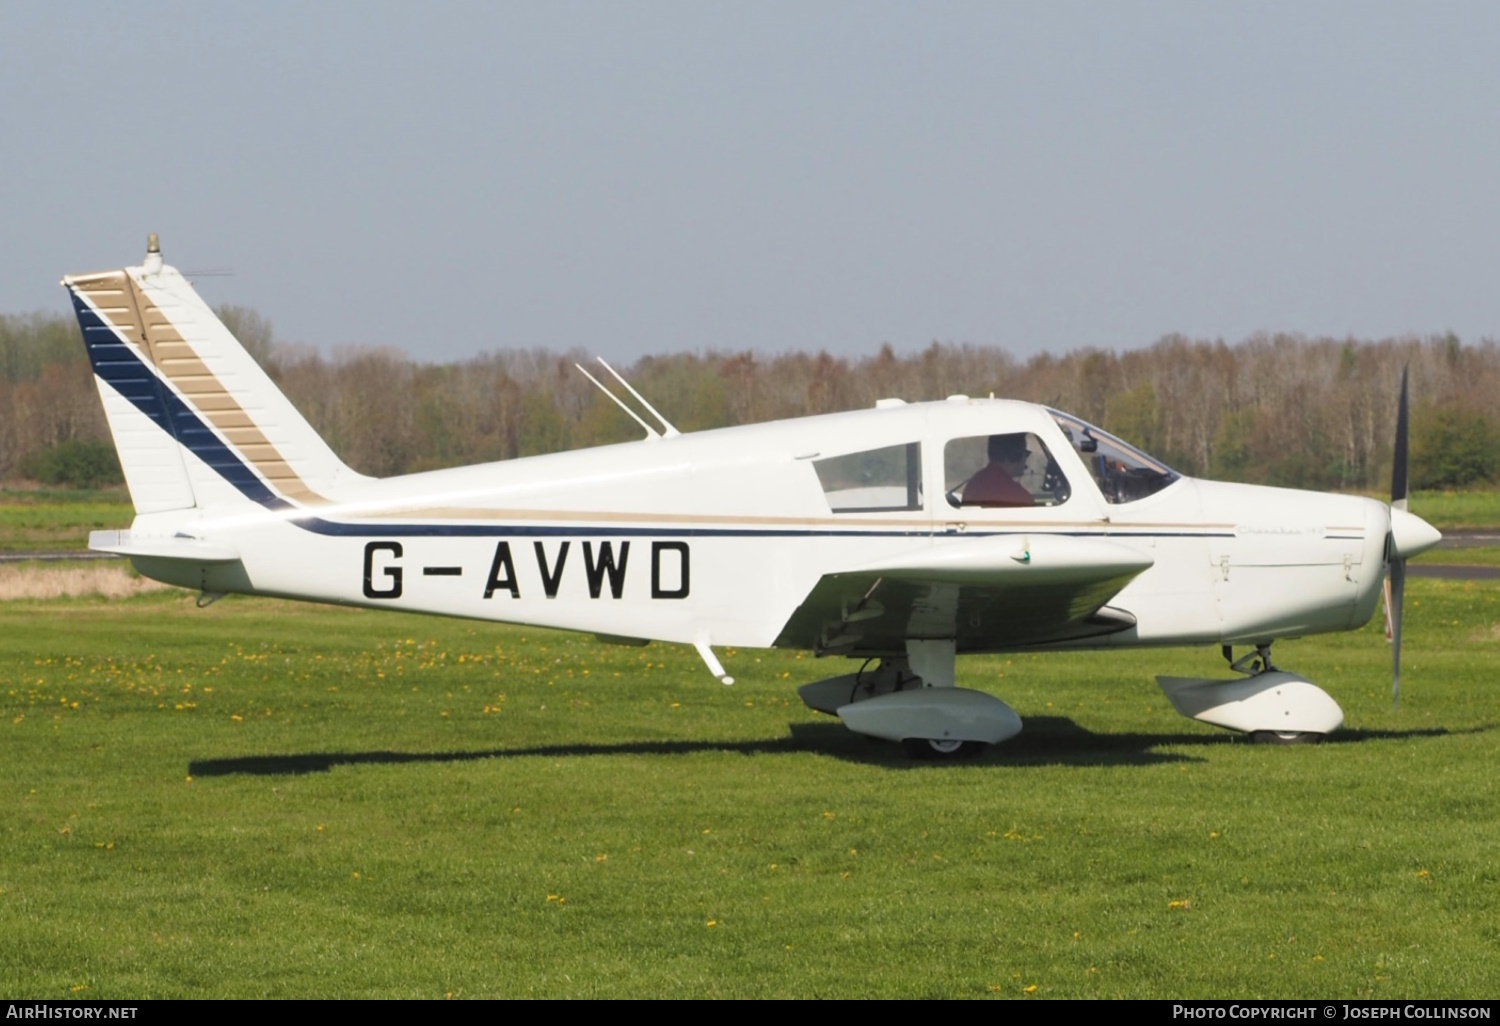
[959, 464, 1034, 508]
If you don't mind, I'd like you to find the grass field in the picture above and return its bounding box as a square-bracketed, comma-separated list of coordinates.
[1, 579, 1497, 998]
[1408, 488, 1500, 531]
[1412, 546, 1500, 567]
[0, 487, 131, 553]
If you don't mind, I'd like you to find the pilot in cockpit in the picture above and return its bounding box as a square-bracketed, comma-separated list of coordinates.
[957, 433, 1035, 508]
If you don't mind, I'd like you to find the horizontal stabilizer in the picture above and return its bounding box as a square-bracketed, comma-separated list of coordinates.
[89, 529, 241, 563]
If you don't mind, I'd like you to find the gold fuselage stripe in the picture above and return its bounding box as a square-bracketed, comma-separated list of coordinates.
[340, 505, 1364, 537]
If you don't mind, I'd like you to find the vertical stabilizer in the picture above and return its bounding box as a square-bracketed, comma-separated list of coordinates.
[63, 238, 368, 515]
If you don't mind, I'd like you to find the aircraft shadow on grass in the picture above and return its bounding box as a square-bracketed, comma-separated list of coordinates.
[186, 718, 1467, 778]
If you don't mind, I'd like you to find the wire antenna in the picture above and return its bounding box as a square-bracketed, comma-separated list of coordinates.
[596, 358, 680, 437]
[573, 363, 660, 440]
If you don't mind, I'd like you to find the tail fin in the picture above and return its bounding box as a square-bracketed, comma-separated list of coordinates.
[62, 236, 366, 514]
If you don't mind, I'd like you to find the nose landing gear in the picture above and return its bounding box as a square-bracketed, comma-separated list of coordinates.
[1157, 643, 1343, 741]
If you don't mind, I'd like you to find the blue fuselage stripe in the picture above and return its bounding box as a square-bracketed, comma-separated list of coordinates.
[290, 519, 1243, 541]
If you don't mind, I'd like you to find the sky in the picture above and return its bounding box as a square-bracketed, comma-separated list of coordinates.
[3, 2, 1498, 364]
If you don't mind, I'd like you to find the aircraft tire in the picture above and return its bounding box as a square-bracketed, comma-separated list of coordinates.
[1249, 730, 1322, 746]
[902, 738, 986, 760]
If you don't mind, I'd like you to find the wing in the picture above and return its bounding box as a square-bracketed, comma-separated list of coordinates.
[773, 534, 1151, 656]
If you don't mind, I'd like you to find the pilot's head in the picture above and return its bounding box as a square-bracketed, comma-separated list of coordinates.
[988, 433, 1029, 468]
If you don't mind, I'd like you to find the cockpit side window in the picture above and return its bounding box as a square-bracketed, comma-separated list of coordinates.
[1048, 410, 1180, 504]
[814, 442, 923, 513]
[943, 433, 1071, 508]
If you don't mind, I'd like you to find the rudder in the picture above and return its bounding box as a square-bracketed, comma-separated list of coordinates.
[63, 237, 367, 515]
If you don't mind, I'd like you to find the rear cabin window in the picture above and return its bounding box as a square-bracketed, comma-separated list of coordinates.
[943, 432, 1071, 508]
[814, 443, 923, 513]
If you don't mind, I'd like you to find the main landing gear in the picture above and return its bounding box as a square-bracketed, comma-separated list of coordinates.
[797, 640, 1022, 760]
[795, 638, 1344, 758]
[901, 737, 988, 760]
[1156, 643, 1344, 743]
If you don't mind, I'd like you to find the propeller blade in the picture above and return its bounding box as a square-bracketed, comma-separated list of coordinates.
[1391, 366, 1410, 512]
[1390, 555, 1405, 709]
[1389, 364, 1410, 709]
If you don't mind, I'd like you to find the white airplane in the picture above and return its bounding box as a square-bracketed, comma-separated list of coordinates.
[62, 237, 1443, 757]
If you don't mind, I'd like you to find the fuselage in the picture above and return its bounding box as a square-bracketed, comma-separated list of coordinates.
[124, 397, 1395, 654]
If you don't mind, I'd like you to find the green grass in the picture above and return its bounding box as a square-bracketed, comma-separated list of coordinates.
[1408, 488, 1500, 531]
[1, 580, 1497, 998]
[1413, 545, 1500, 567]
[0, 487, 131, 553]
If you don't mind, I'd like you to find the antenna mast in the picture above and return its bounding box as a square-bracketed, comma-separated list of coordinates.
[572, 359, 681, 441]
[573, 363, 660, 440]
[597, 359, 680, 437]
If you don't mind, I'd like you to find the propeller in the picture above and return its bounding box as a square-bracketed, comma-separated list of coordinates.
[1383, 368, 1441, 707]
[1389, 367, 1409, 709]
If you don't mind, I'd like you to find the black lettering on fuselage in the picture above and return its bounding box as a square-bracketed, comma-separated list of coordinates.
[583, 541, 629, 599]
[363, 541, 403, 599]
[651, 541, 690, 599]
[473, 538, 691, 601]
[484, 541, 520, 599]
[533, 541, 570, 598]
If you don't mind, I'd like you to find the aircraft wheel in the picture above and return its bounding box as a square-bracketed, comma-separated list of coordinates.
[902, 737, 985, 760]
[1250, 730, 1322, 746]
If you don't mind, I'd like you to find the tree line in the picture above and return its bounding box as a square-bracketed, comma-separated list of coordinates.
[2, 305, 1496, 492]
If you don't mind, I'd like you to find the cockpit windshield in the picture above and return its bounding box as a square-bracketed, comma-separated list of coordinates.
[1048, 410, 1180, 504]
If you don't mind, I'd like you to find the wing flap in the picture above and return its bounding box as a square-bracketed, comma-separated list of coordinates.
[855, 533, 1152, 584]
[774, 534, 1151, 656]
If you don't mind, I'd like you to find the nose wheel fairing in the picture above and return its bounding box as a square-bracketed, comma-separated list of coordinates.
[1156, 670, 1344, 737]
